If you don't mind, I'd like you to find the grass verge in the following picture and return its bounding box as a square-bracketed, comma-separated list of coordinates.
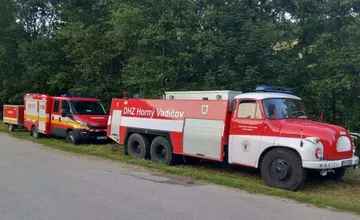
[1, 123, 360, 215]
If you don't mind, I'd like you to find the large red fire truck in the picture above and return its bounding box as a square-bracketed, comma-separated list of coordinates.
[107, 86, 359, 191]
[3, 93, 109, 144]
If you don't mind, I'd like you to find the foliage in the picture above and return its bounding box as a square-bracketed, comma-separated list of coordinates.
[0, 0, 360, 129]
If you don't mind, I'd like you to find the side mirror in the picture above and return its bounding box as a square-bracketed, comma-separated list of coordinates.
[61, 109, 71, 117]
[229, 100, 237, 113]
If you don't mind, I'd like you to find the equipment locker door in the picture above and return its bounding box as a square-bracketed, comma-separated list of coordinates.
[229, 99, 265, 167]
[38, 101, 47, 133]
[109, 110, 122, 141]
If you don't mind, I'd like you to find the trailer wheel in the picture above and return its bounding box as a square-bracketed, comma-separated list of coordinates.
[31, 126, 41, 139]
[8, 124, 15, 132]
[66, 131, 79, 145]
[150, 136, 176, 166]
[261, 148, 307, 191]
[127, 133, 150, 159]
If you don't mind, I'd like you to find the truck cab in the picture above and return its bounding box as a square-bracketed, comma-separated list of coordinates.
[51, 94, 109, 144]
[227, 85, 358, 189]
[164, 86, 359, 190]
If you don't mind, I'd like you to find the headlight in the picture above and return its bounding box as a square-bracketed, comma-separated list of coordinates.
[76, 120, 88, 127]
[315, 148, 323, 160]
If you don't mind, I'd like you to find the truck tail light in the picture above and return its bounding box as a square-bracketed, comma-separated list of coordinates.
[315, 148, 323, 160]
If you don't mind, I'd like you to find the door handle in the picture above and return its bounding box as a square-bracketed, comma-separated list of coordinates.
[52, 116, 54, 120]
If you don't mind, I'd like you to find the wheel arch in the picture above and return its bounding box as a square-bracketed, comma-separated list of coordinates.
[257, 146, 302, 168]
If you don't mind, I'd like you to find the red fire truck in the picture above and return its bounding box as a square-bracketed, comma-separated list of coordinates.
[3, 93, 109, 144]
[107, 86, 359, 191]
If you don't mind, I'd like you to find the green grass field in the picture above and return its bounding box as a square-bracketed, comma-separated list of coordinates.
[1, 122, 360, 215]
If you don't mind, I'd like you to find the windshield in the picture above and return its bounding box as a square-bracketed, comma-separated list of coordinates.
[70, 101, 107, 115]
[262, 98, 308, 119]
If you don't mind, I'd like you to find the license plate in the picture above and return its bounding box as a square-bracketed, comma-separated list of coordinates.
[96, 136, 107, 140]
[342, 159, 352, 166]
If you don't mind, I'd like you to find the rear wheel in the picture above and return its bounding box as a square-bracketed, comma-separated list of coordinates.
[8, 124, 15, 132]
[261, 148, 307, 191]
[126, 133, 150, 159]
[150, 136, 176, 166]
[66, 130, 79, 145]
[31, 126, 40, 139]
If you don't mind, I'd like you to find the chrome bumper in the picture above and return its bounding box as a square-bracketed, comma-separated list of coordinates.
[303, 155, 359, 169]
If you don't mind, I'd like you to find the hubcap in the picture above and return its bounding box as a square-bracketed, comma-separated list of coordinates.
[270, 159, 290, 180]
[130, 141, 141, 156]
[156, 145, 166, 161]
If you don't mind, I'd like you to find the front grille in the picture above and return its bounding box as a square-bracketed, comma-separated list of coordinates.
[337, 136, 352, 152]
[88, 125, 107, 130]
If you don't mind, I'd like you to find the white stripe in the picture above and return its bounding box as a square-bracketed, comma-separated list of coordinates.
[121, 116, 184, 132]
[3, 117, 17, 121]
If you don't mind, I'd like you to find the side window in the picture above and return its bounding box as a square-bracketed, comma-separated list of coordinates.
[237, 100, 263, 119]
[61, 100, 70, 112]
[238, 100, 256, 118]
[53, 100, 60, 113]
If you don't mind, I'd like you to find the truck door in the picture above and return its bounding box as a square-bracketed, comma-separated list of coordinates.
[38, 101, 46, 133]
[229, 99, 265, 167]
[51, 99, 63, 137]
[59, 100, 71, 137]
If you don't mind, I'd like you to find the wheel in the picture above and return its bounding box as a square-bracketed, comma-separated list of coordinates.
[150, 136, 176, 166]
[308, 167, 348, 182]
[8, 124, 15, 132]
[31, 126, 41, 139]
[328, 167, 348, 182]
[261, 148, 307, 191]
[126, 133, 150, 159]
[66, 131, 79, 145]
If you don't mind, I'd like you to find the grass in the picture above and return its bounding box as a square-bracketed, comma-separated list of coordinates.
[2, 123, 360, 215]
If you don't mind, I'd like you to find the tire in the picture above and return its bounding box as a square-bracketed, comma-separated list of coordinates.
[328, 167, 348, 182]
[31, 126, 41, 139]
[8, 124, 15, 132]
[261, 148, 307, 191]
[150, 136, 176, 166]
[66, 130, 79, 145]
[308, 167, 348, 182]
[126, 133, 150, 159]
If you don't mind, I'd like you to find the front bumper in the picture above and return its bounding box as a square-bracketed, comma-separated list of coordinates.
[73, 129, 108, 141]
[303, 155, 359, 169]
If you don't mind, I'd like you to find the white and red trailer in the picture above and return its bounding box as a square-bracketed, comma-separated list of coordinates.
[107, 86, 359, 191]
[3, 105, 25, 132]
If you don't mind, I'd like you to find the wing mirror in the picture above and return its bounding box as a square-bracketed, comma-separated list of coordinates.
[61, 109, 72, 117]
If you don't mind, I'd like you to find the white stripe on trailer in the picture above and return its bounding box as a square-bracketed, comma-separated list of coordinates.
[3, 117, 18, 124]
[121, 116, 184, 132]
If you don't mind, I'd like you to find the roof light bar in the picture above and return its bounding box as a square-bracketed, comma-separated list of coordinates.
[61, 94, 97, 99]
[255, 85, 294, 94]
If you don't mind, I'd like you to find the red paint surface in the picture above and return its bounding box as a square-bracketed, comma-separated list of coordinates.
[109, 96, 354, 162]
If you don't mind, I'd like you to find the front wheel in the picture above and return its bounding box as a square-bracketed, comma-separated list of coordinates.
[66, 131, 79, 145]
[261, 148, 307, 191]
[328, 167, 348, 182]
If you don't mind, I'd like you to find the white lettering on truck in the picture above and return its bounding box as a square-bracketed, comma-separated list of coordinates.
[123, 107, 184, 119]
[156, 108, 184, 118]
